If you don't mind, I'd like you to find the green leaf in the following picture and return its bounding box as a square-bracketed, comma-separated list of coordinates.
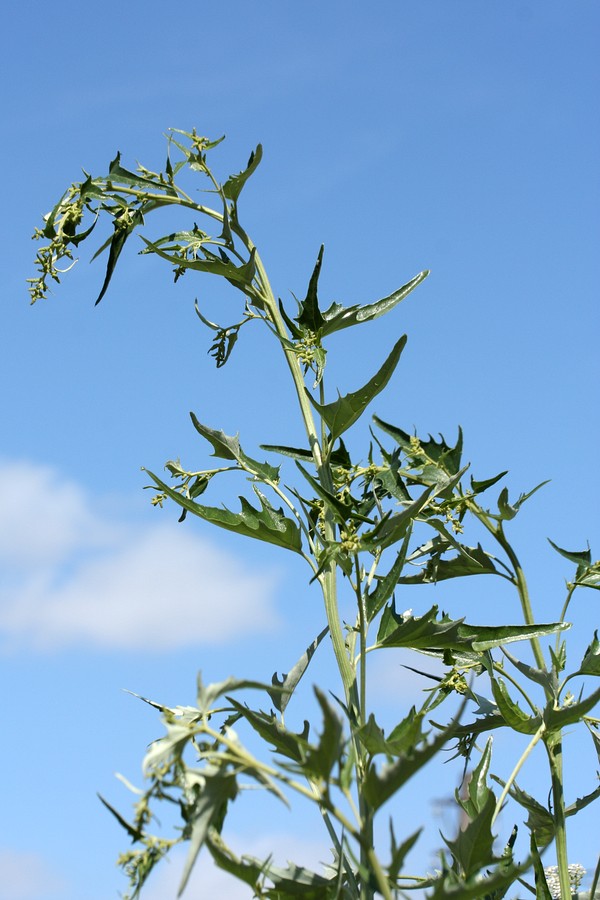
[398, 542, 498, 585]
[543, 683, 600, 731]
[490, 677, 542, 734]
[260, 444, 314, 463]
[470, 471, 508, 495]
[375, 603, 567, 656]
[443, 790, 497, 878]
[365, 533, 411, 620]
[363, 703, 463, 811]
[356, 709, 425, 758]
[222, 144, 263, 203]
[579, 632, 600, 676]
[360, 484, 434, 552]
[189, 414, 280, 481]
[295, 462, 371, 526]
[108, 151, 178, 195]
[321, 270, 429, 337]
[373, 417, 464, 476]
[565, 782, 600, 818]
[296, 245, 325, 333]
[529, 832, 554, 899]
[225, 698, 309, 763]
[95, 208, 144, 305]
[140, 237, 258, 291]
[301, 687, 345, 783]
[497, 481, 549, 521]
[269, 625, 329, 714]
[501, 648, 553, 690]
[178, 767, 238, 896]
[388, 826, 422, 884]
[98, 794, 143, 841]
[491, 776, 555, 848]
[144, 469, 302, 553]
[548, 538, 592, 568]
[195, 673, 276, 714]
[308, 336, 407, 441]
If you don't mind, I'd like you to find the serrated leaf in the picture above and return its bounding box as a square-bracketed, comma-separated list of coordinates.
[544, 683, 600, 731]
[501, 648, 553, 690]
[108, 151, 178, 195]
[189, 415, 279, 481]
[144, 469, 302, 553]
[375, 603, 567, 656]
[398, 542, 498, 585]
[373, 417, 464, 476]
[308, 336, 407, 441]
[363, 703, 463, 811]
[443, 790, 497, 878]
[355, 709, 425, 758]
[360, 483, 434, 552]
[140, 236, 258, 289]
[222, 144, 263, 203]
[269, 625, 329, 714]
[320, 270, 429, 337]
[225, 698, 309, 763]
[301, 687, 345, 783]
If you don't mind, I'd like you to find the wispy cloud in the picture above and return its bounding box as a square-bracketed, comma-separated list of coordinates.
[0, 460, 280, 653]
[0, 848, 66, 900]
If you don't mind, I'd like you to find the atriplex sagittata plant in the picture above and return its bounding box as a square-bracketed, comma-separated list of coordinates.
[30, 129, 600, 899]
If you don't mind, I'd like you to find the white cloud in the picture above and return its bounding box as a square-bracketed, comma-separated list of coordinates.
[0, 460, 280, 652]
[0, 848, 66, 900]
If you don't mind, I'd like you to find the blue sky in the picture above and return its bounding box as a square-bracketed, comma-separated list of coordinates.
[2, 2, 599, 897]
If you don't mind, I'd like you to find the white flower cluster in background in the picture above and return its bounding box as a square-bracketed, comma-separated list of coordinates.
[544, 864, 586, 898]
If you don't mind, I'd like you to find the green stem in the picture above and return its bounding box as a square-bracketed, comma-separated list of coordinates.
[492, 722, 545, 825]
[547, 737, 571, 900]
[249, 246, 356, 702]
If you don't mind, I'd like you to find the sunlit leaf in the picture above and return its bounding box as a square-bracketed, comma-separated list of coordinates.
[178, 767, 238, 896]
[548, 539, 592, 568]
[144, 469, 302, 553]
[578, 631, 600, 676]
[190, 414, 279, 481]
[222, 144, 263, 203]
[321, 270, 429, 337]
[543, 684, 600, 731]
[269, 626, 329, 714]
[296, 245, 325, 333]
[373, 417, 463, 476]
[308, 336, 407, 440]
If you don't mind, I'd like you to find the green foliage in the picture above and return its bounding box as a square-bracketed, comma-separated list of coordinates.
[31, 127, 600, 900]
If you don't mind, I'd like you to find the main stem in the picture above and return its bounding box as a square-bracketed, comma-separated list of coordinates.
[251, 248, 356, 702]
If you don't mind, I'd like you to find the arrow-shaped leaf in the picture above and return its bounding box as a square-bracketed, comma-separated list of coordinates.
[308, 336, 407, 441]
[321, 270, 429, 337]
